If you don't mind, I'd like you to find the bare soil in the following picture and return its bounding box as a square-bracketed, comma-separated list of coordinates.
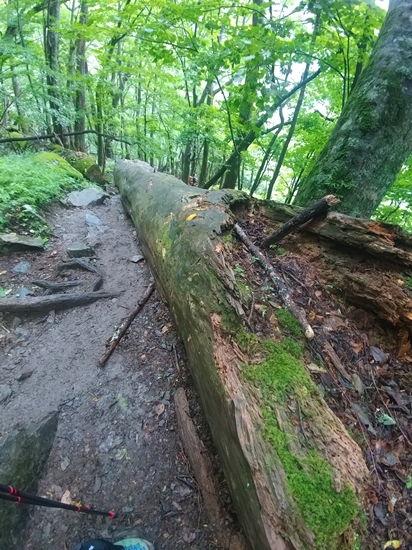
[0, 193, 231, 550]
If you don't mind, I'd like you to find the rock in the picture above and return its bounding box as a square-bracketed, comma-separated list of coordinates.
[67, 242, 95, 258]
[65, 188, 109, 207]
[0, 413, 58, 549]
[12, 261, 32, 274]
[85, 213, 101, 227]
[0, 234, 44, 253]
[14, 287, 32, 297]
[60, 456, 70, 471]
[0, 384, 12, 403]
[130, 255, 144, 263]
[14, 326, 30, 337]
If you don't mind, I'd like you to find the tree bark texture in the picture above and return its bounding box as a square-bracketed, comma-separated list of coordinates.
[74, 0, 88, 152]
[115, 160, 370, 550]
[294, 0, 412, 217]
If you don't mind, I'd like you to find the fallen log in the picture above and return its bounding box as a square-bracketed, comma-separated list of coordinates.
[262, 202, 412, 266]
[0, 291, 119, 314]
[261, 195, 340, 248]
[174, 387, 248, 550]
[115, 160, 369, 550]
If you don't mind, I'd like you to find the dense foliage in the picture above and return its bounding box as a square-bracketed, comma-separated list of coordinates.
[1, 0, 410, 229]
[0, 153, 85, 234]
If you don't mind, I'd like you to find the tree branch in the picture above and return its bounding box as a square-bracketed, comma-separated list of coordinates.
[0, 130, 131, 145]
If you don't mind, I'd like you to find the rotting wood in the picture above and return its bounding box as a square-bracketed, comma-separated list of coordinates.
[262, 203, 412, 266]
[0, 291, 119, 314]
[98, 283, 155, 367]
[58, 258, 103, 277]
[234, 223, 314, 339]
[174, 387, 248, 550]
[262, 195, 340, 248]
[32, 279, 83, 292]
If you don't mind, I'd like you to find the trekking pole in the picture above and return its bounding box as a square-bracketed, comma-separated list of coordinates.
[0, 483, 115, 517]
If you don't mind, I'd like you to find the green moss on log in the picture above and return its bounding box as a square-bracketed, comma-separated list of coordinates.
[243, 337, 359, 548]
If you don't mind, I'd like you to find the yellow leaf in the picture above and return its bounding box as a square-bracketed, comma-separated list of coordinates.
[384, 541, 402, 549]
[309, 311, 316, 320]
[186, 214, 197, 221]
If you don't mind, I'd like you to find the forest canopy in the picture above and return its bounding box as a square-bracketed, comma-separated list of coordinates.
[1, 0, 411, 230]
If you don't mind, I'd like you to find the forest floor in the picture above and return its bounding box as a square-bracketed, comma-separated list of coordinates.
[232, 211, 412, 550]
[1, 184, 412, 550]
[0, 190, 237, 550]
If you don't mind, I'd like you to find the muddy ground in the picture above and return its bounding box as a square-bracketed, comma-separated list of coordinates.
[0, 192, 233, 550]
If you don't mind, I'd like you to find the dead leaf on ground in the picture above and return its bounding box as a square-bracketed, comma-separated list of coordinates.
[370, 346, 388, 365]
[352, 342, 363, 354]
[186, 214, 197, 221]
[155, 403, 165, 417]
[61, 490, 71, 504]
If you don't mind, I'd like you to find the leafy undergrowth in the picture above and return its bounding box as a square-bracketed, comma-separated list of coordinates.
[0, 153, 86, 236]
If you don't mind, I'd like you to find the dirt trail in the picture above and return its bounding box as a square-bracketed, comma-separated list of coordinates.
[0, 193, 217, 549]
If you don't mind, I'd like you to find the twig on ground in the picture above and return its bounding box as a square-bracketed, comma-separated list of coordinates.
[98, 282, 155, 367]
[32, 279, 83, 292]
[172, 344, 181, 373]
[233, 223, 314, 339]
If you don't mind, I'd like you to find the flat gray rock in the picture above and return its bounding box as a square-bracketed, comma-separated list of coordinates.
[67, 242, 95, 258]
[0, 234, 44, 252]
[12, 261, 32, 274]
[85, 212, 101, 227]
[65, 188, 109, 207]
[0, 384, 12, 403]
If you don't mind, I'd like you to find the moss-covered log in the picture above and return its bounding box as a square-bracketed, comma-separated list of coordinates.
[115, 160, 370, 550]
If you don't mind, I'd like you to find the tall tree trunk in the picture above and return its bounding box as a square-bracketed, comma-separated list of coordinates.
[74, 0, 88, 152]
[182, 142, 191, 183]
[11, 70, 28, 133]
[294, 0, 412, 217]
[95, 84, 105, 169]
[249, 124, 283, 196]
[44, 0, 68, 145]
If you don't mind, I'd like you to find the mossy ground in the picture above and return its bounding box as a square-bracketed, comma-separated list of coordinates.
[237, 325, 359, 548]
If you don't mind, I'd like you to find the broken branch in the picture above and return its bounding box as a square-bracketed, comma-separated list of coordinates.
[98, 282, 155, 367]
[234, 223, 314, 339]
[261, 195, 340, 248]
[0, 291, 119, 314]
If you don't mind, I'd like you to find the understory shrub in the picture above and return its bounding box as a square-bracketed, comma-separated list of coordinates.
[0, 153, 86, 235]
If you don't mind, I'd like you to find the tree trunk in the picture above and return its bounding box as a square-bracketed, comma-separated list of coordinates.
[74, 0, 88, 152]
[294, 0, 412, 217]
[44, 0, 68, 145]
[114, 160, 370, 550]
